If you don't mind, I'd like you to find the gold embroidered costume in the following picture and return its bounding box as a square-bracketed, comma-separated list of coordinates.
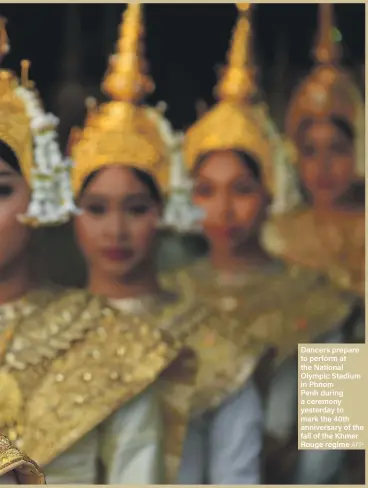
[165, 260, 358, 368]
[0, 435, 45, 484]
[264, 208, 365, 297]
[0, 286, 202, 482]
[264, 4, 365, 299]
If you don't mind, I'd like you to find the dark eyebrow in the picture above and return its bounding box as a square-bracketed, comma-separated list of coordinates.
[0, 170, 16, 177]
[82, 192, 151, 203]
[124, 193, 152, 204]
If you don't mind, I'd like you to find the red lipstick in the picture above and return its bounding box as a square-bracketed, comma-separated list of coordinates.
[101, 248, 134, 261]
[316, 178, 335, 190]
[206, 225, 239, 239]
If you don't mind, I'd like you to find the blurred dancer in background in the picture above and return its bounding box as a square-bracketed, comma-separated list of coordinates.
[69, 3, 268, 484]
[264, 4, 365, 303]
[262, 4, 365, 483]
[175, 3, 363, 484]
[0, 14, 197, 485]
[0, 435, 45, 484]
[153, 109, 207, 272]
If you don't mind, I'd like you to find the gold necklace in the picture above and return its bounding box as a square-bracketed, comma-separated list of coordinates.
[0, 294, 38, 438]
[0, 326, 15, 364]
[108, 290, 178, 315]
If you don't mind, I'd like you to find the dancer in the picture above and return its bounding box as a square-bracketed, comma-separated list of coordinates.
[173, 3, 362, 483]
[0, 14, 198, 484]
[264, 3, 365, 300]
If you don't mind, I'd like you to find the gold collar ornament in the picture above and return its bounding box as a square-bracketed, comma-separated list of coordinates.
[70, 4, 170, 197]
[0, 17, 78, 227]
[0, 435, 45, 484]
[286, 4, 365, 178]
[183, 4, 274, 195]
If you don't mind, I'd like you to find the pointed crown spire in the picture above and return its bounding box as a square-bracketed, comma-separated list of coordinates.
[102, 3, 154, 103]
[215, 4, 255, 103]
[312, 3, 341, 65]
[0, 17, 9, 64]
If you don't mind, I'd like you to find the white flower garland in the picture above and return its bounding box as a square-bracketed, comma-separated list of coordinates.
[145, 103, 204, 232]
[14, 86, 78, 226]
[253, 103, 302, 215]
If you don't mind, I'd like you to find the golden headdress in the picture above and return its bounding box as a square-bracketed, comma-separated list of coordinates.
[286, 4, 365, 176]
[0, 18, 77, 226]
[70, 4, 170, 197]
[184, 4, 273, 194]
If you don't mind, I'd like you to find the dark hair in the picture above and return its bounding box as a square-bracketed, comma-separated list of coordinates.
[331, 116, 355, 141]
[132, 168, 162, 204]
[80, 166, 163, 204]
[193, 149, 262, 182]
[0, 140, 21, 173]
[296, 116, 355, 145]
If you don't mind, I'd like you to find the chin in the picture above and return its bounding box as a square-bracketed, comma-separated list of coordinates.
[313, 192, 336, 205]
[100, 261, 136, 281]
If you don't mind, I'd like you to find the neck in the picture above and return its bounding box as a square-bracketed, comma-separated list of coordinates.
[0, 260, 34, 306]
[312, 201, 335, 215]
[88, 268, 161, 300]
[209, 237, 272, 274]
[311, 196, 358, 214]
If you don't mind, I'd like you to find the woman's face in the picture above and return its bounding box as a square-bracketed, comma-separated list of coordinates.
[193, 150, 268, 253]
[298, 121, 355, 205]
[0, 158, 32, 277]
[74, 165, 161, 281]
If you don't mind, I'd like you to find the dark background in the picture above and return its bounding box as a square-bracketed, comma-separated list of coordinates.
[0, 3, 365, 146]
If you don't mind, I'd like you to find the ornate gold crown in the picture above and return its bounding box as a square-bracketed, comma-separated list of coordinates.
[0, 18, 77, 226]
[70, 4, 170, 197]
[0, 18, 33, 184]
[183, 4, 273, 194]
[286, 4, 364, 141]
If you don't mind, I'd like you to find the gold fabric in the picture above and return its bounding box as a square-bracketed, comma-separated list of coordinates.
[71, 4, 169, 196]
[0, 435, 45, 484]
[263, 208, 365, 298]
[183, 5, 273, 194]
[0, 286, 202, 475]
[161, 268, 269, 416]
[108, 276, 208, 483]
[163, 259, 358, 416]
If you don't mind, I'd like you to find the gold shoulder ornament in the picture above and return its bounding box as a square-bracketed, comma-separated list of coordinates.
[165, 259, 359, 373]
[160, 268, 267, 417]
[264, 208, 365, 298]
[0, 286, 203, 481]
[0, 435, 45, 484]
